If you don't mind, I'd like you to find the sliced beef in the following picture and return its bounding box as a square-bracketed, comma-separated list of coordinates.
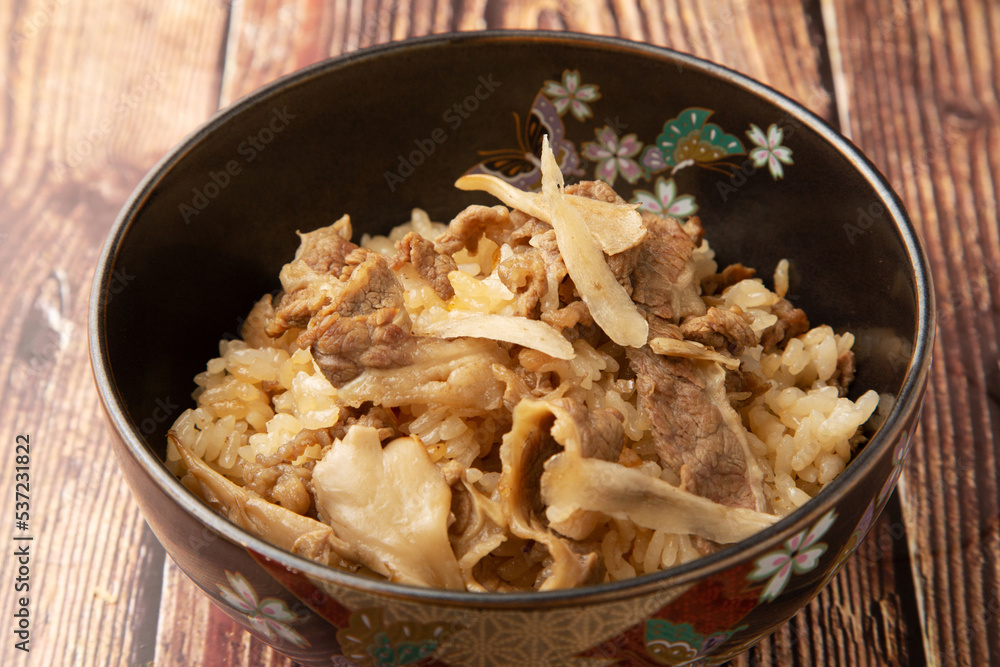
[256, 428, 334, 468]
[681, 306, 759, 356]
[541, 300, 593, 331]
[507, 209, 552, 248]
[724, 362, 771, 409]
[830, 349, 856, 397]
[760, 297, 810, 352]
[270, 248, 415, 386]
[329, 404, 399, 443]
[643, 310, 684, 341]
[607, 244, 640, 296]
[627, 212, 705, 321]
[305, 252, 415, 385]
[266, 282, 334, 337]
[498, 251, 548, 319]
[553, 398, 624, 463]
[243, 427, 321, 516]
[295, 225, 357, 274]
[701, 262, 756, 296]
[682, 216, 706, 245]
[627, 347, 768, 511]
[565, 179, 627, 204]
[434, 204, 513, 255]
[391, 231, 457, 300]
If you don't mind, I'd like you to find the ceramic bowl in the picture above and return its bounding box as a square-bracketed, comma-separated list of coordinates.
[89, 31, 933, 666]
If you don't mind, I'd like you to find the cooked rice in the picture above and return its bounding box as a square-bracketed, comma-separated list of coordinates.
[167, 206, 878, 586]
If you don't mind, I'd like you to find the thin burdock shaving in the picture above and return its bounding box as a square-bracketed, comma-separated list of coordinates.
[171, 433, 356, 566]
[540, 453, 778, 544]
[454, 173, 646, 255]
[649, 337, 741, 369]
[539, 136, 649, 348]
[414, 308, 575, 360]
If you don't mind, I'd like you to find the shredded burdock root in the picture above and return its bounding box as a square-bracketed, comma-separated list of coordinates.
[168, 136, 880, 592]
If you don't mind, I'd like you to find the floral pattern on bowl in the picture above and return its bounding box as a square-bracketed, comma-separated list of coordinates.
[464, 70, 793, 216]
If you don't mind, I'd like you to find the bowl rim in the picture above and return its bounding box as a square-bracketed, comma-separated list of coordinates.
[89, 29, 935, 608]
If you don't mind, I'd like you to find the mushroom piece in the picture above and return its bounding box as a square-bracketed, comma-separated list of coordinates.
[497, 397, 625, 590]
[448, 476, 508, 592]
[311, 426, 465, 590]
[171, 433, 355, 568]
[336, 337, 507, 411]
[540, 453, 778, 544]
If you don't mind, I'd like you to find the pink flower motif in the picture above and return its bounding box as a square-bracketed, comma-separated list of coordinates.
[582, 126, 644, 186]
[542, 70, 601, 121]
[747, 123, 793, 179]
[217, 571, 309, 648]
[747, 509, 837, 603]
[639, 145, 669, 176]
[631, 176, 698, 218]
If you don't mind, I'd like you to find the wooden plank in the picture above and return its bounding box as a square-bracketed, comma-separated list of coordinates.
[826, 0, 1000, 665]
[155, 558, 297, 667]
[219, 0, 834, 118]
[0, 1, 229, 665]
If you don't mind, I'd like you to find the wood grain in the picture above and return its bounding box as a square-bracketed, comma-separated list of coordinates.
[0, 1, 228, 665]
[0, 0, 992, 665]
[826, 0, 1000, 665]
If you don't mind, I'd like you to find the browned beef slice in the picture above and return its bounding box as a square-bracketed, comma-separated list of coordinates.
[607, 245, 640, 296]
[629, 213, 698, 320]
[498, 251, 548, 319]
[242, 463, 313, 515]
[435, 205, 513, 255]
[701, 263, 756, 296]
[565, 179, 627, 204]
[265, 230, 365, 338]
[499, 229, 570, 316]
[724, 363, 771, 408]
[507, 209, 552, 247]
[391, 231, 457, 300]
[760, 297, 810, 352]
[244, 430, 329, 515]
[682, 216, 706, 245]
[541, 300, 593, 331]
[830, 349, 856, 396]
[296, 226, 359, 274]
[266, 285, 326, 336]
[643, 309, 684, 340]
[293, 250, 415, 386]
[681, 306, 759, 355]
[627, 347, 765, 510]
[329, 404, 400, 443]
[552, 398, 624, 462]
[514, 398, 625, 521]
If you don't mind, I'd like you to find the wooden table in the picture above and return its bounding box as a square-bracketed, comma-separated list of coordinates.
[1, 1, 995, 665]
